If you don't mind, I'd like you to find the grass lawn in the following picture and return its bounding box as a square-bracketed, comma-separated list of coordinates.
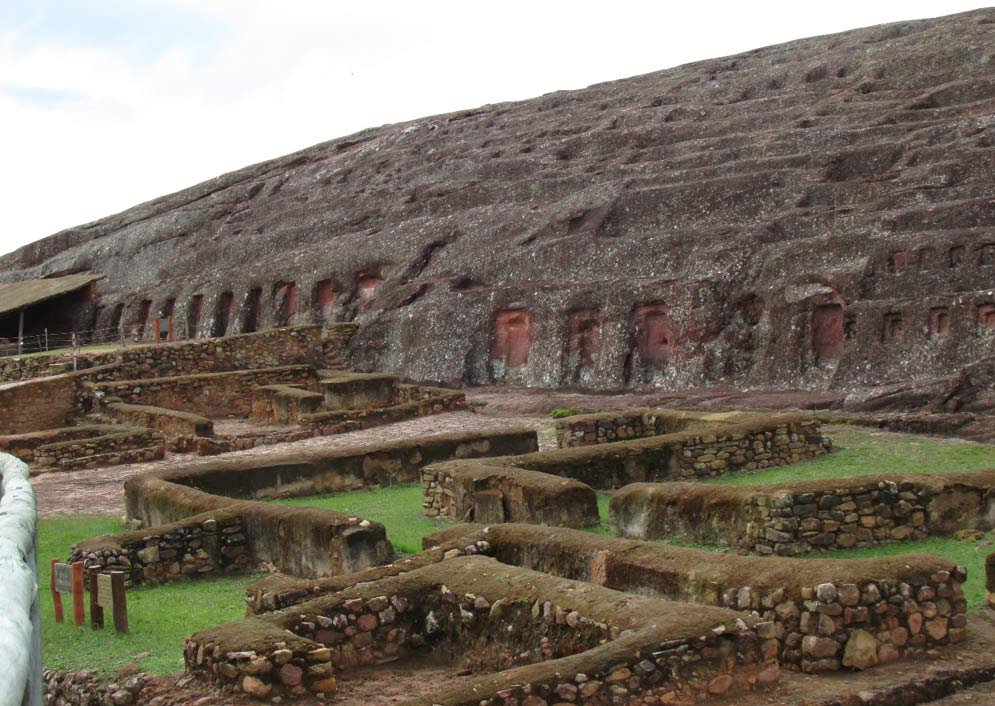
[38, 515, 259, 676]
[708, 425, 995, 486]
[274, 483, 455, 555]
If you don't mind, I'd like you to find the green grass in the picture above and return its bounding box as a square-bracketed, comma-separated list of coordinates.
[273, 483, 455, 554]
[709, 425, 995, 486]
[38, 515, 259, 676]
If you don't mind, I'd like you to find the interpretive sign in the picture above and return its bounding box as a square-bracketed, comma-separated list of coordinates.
[97, 573, 114, 609]
[53, 563, 72, 594]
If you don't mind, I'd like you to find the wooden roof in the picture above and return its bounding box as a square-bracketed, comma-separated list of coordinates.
[0, 274, 102, 317]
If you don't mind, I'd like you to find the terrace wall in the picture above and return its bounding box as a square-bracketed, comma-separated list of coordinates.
[554, 408, 738, 447]
[426, 524, 967, 673]
[92, 366, 316, 418]
[0, 376, 76, 435]
[610, 470, 995, 555]
[185, 556, 768, 702]
[73, 429, 539, 583]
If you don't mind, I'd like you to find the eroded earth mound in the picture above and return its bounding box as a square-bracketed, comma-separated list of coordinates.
[4, 9, 995, 408]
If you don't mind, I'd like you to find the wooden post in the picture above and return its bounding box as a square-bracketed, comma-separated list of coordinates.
[168, 314, 174, 343]
[70, 562, 85, 626]
[49, 559, 64, 623]
[89, 573, 104, 630]
[17, 307, 24, 355]
[110, 572, 129, 634]
[44, 328, 48, 352]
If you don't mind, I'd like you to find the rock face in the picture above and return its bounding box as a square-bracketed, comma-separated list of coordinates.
[3, 10, 995, 404]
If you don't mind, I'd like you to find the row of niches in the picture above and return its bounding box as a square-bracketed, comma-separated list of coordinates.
[881, 242, 995, 275]
[851, 303, 995, 344]
[104, 274, 384, 341]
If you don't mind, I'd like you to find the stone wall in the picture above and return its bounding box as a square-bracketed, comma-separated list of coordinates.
[83, 429, 541, 582]
[1, 326, 326, 386]
[0, 375, 76, 435]
[420, 414, 828, 528]
[0, 354, 73, 384]
[555, 408, 735, 448]
[610, 470, 995, 555]
[70, 509, 252, 585]
[250, 385, 324, 424]
[43, 670, 145, 706]
[423, 461, 599, 527]
[92, 365, 316, 418]
[423, 524, 968, 674]
[300, 386, 467, 435]
[104, 402, 214, 437]
[31, 427, 164, 472]
[516, 414, 829, 489]
[184, 556, 769, 702]
[0, 425, 118, 464]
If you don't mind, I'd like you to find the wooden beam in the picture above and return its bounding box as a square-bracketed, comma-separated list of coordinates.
[17, 307, 24, 355]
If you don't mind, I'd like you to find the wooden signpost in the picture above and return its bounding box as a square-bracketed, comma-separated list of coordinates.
[91, 571, 129, 633]
[51, 561, 85, 626]
[53, 561, 129, 633]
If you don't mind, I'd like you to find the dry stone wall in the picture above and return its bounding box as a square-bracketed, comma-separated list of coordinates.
[423, 461, 599, 527]
[185, 556, 770, 703]
[424, 413, 829, 527]
[555, 409, 734, 447]
[70, 510, 251, 585]
[423, 524, 968, 673]
[610, 470, 995, 555]
[0, 375, 76, 435]
[91, 365, 316, 418]
[70, 429, 540, 584]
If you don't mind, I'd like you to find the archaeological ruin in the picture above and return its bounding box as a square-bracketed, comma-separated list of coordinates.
[3, 7, 995, 706]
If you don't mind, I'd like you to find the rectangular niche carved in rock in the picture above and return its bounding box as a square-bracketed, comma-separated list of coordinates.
[635, 304, 675, 370]
[977, 244, 995, 267]
[811, 304, 844, 361]
[930, 307, 951, 336]
[187, 295, 203, 339]
[882, 312, 904, 342]
[978, 304, 995, 331]
[887, 251, 910, 273]
[134, 300, 152, 339]
[314, 279, 335, 320]
[917, 247, 937, 271]
[212, 291, 234, 338]
[566, 309, 603, 381]
[948, 245, 965, 268]
[492, 309, 532, 369]
[273, 282, 297, 327]
[356, 273, 384, 303]
[242, 287, 263, 333]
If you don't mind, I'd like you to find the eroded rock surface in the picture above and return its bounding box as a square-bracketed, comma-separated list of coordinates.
[4, 10, 995, 406]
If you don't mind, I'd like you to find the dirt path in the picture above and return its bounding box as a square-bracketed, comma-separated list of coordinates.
[31, 411, 553, 518]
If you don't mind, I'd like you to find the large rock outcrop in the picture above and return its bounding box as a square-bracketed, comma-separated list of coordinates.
[3, 9, 995, 407]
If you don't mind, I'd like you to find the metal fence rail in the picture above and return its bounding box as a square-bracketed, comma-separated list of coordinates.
[0, 325, 124, 358]
[0, 453, 42, 706]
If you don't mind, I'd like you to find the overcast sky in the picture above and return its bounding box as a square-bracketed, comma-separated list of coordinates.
[0, 0, 988, 257]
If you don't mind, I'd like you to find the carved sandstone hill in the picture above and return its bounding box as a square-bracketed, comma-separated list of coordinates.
[3, 9, 995, 407]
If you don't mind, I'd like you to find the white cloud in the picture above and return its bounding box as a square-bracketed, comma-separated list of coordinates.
[0, 0, 988, 256]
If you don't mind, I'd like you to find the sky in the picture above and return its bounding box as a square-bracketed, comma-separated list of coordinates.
[0, 0, 989, 257]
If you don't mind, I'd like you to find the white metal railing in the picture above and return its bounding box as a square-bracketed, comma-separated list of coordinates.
[0, 453, 41, 706]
